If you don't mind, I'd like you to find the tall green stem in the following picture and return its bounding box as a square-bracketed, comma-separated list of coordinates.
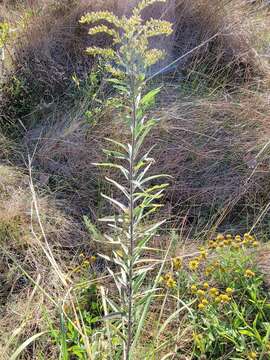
[126, 76, 138, 360]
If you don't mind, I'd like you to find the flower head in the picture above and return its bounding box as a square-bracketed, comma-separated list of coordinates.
[216, 233, 224, 242]
[203, 282, 209, 289]
[172, 257, 182, 271]
[197, 289, 205, 297]
[189, 260, 199, 271]
[166, 277, 177, 289]
[247, 351, 257, 360]
[198, 303, 206, 310]
[245, 269, 255, 278]
[220, 294, 231, 303]
[209, 287, 219, 297]
[201, 298, 209, 305]
[226, 287, 234, 296]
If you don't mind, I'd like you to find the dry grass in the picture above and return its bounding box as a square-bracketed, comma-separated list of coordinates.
[174, 0, 268, 83]
[0, 164, 90, 357]
[27, 79, 270, 237]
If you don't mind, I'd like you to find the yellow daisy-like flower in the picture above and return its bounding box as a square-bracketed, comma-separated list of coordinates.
[172, 257, 182, 271]
[198, 303, 206, 310]
[252, 241, 259, 247]
[164, 272, 172, 281]
[208, 240, 215, 249]
[197, 289, 205, 297]
[201, 298, 209, 305]
[245, 269, 255, 278]
[247, 351, 257, 360]
[216, 233, 224, 242]
[215, 295, 222, 303]
[204, 266, 213, 276]
[209, 287, 219, 297]
[203, 282, 210, 289]
[226, 288, 234, 296]
[235, 235, 242, 242]
[200, 249, 208, 259]
[191, 285, 197, 294]
[220, 294, 231, 303]
[166, 277, 177, 289]
[82, 260, 90, 268]
[189, 260, 199, 271]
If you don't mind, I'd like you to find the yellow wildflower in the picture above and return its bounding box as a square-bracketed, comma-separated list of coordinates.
[203, 282, 209, 289]
[191, 285, 197, 294]
[226, 288, 234, 296]
[235, 235, 242, 242]
[220, 294, 231, 303]
[164, 272, 172, 281]
[216, 233, 224, 242]
[82, 260, 90, 268]
[189, 260, 199, 271]
[247, 351, 257, 360]
[197, 289, 205, 297]
[201, 298, 209, 305]
[245, 269, 255, 278]
[209, 288, 219, 297]
[205, 266, 213, 276]
[248, 235, 255, 242]
[166, 277, 177, 289]
[200, 249, 208, 259]
[172, 257, 182, 271]
[252, 241, 259, 248]
[198, 303, 206, 310]
[208, 240, 215, 249]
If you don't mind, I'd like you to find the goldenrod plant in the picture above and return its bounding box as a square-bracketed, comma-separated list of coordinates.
[80, 1, 173, 358]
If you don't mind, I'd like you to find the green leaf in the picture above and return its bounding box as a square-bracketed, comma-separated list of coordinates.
[140, 87, 161, 109]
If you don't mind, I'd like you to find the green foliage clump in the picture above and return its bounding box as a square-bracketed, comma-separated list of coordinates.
[160, 233, 270, 359]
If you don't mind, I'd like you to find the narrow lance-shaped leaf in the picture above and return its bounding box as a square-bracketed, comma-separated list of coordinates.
[101, 193, 128, 213]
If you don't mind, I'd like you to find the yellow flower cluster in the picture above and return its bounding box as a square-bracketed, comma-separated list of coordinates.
[172, 257, 182, 271]
[244, 269, 255, 278]
[191, 283, 234, 311]
[207, 233, 259, 251]
[80, 1, 173, 77]
[73, 253, 97, 273]
[188, 246, 208, 272]
[160, 272, 177, 289]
